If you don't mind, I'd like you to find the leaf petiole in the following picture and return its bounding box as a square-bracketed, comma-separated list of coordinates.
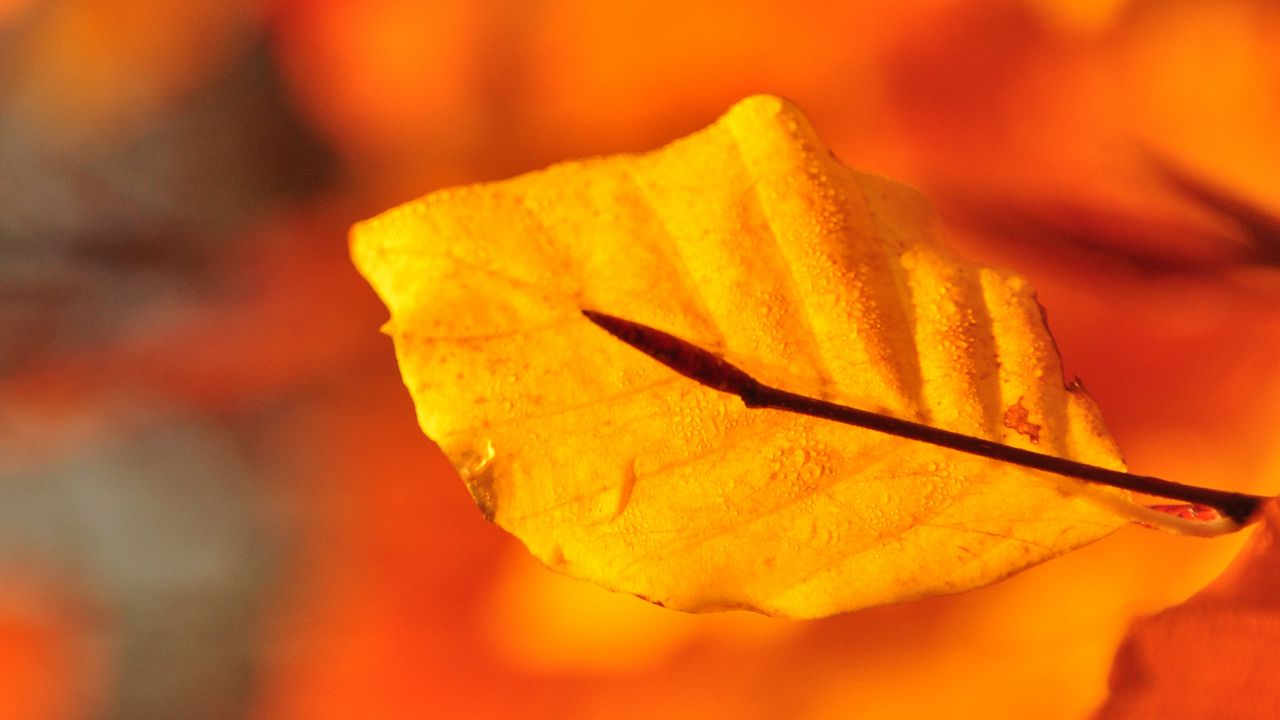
[582, 309, 1269, 527]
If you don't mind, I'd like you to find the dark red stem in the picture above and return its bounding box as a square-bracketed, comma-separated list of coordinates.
[582, 310, 1267, 525]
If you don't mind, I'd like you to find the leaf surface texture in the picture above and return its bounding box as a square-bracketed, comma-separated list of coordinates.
[352, 95, 1130, 617]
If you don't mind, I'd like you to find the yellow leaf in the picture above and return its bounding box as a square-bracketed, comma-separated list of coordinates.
[352, 94, 1139, 618]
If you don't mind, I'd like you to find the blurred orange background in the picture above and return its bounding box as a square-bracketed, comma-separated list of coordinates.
[2, 0, 1279, 718]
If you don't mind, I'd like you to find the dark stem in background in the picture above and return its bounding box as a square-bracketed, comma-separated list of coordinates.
[582, 310, 1268, 525]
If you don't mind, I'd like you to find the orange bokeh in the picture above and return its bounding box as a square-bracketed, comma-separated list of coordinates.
[5, 0, 260, 146]
[0, 575, 107, 720]
[3, 0, 1278, 718]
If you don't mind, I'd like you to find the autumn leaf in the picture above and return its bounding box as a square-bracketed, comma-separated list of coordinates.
[351, 95, 1223, 618]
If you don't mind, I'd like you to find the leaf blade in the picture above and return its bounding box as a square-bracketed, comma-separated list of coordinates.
[352, 94, 1134, 617]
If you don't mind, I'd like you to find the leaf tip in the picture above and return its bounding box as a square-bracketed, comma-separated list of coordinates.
[720, 93, 817, 142]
